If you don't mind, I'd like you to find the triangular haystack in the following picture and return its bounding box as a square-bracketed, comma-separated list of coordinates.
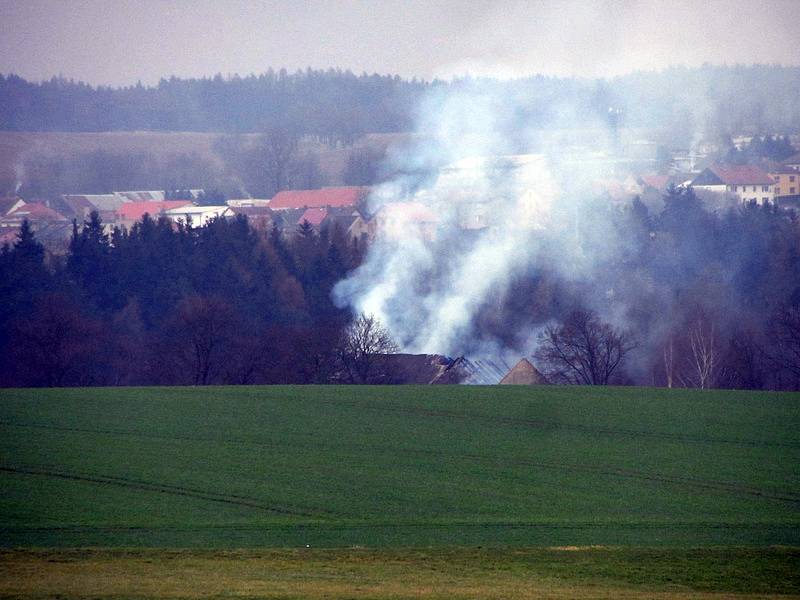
[499, 358, 547, 385]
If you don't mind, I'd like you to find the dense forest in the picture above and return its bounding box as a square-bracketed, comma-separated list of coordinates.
[2, 65, 800, 143]
[2, 187, 799, 389]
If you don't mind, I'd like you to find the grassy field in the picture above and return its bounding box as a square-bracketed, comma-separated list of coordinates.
[1, 385, 798, 548]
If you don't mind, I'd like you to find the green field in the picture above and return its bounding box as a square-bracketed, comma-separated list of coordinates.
[1, 385, 799, 548]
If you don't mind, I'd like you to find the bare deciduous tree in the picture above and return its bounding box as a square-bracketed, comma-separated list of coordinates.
[336, 313, 399, 384]
[258, 127, 300, 195]
[166, 295, 236, 386]
[534, 309, 635, 385]
[679, 318, 720, 389]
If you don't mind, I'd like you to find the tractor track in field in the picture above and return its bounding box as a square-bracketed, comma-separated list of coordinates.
[314, 399, 800, 450]
[3, 420, 799, 505]
[0, 466, 326, 518]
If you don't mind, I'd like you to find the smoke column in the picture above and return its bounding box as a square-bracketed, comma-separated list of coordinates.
[333, 80, 630, 360]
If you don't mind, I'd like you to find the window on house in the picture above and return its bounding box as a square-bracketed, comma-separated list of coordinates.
[791, 187, 797, 194]
[762, 185, 769, 192]
[752, 185, 757, 192]
[791, 175, 796, 182]
[732, 185, 737, 192]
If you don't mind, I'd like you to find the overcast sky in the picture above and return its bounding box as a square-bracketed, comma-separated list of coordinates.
[2, 0, 799, 86]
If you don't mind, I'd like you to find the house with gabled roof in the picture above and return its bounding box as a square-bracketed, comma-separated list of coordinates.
[296, 207, 329, 229]
[0, 202, 72, 251]
[690, 165, 775, 205]
[0, 202, 67, 229]
[62, 194, 124, 220]
[0, 197, 26, 217]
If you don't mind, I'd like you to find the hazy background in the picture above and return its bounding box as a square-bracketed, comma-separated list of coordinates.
[2, 0, 799, 85]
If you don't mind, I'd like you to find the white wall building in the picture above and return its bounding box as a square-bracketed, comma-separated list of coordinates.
[163, 205, 232, 227]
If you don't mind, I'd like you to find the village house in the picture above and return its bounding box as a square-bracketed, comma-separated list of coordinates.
[346, 213, 372, 243]
[268, 186, 369, 211]
[769, 169, 800, 199]
[115, 200, 195, 229]
[62, 193, 124, 221]
[690, 165, 775, 204]
[296, 207, 329, 230]
[0, 202, 71, 251]
[0, 196, 26, 217]
[0, 202, 68, 231]
[163, 204, 232, 227]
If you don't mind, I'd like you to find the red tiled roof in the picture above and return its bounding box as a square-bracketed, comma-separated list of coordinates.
[297, 207, 328, 227]
[8, 202, 67, 221]
[117, 201, 193, 222]
[709, 165, 775, 185]
[269, 187, 368, 210]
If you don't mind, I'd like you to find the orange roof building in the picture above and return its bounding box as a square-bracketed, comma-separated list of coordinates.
[116, 201, 194, 225]
[269, 187, 368, 210]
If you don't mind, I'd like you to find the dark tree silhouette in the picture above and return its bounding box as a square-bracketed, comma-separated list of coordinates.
[535, 310, 635, 385]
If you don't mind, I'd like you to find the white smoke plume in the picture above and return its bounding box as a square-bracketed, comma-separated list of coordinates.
[333, 79, 632, 361]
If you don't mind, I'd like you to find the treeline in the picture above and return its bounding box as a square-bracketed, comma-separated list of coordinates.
[0, 69, 427, 142]
[0, 215, 365, 386]
[2, 189, 800, 389]
[16, 132, 330, 202]
[2, 65, 799, 144]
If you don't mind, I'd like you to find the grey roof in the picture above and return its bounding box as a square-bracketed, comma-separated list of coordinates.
[63, 194, 124, 211]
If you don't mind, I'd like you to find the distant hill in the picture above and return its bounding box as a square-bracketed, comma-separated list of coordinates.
[1, 66, 799, 142]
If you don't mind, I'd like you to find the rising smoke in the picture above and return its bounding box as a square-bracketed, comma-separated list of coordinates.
[333, 79, 632, 362]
